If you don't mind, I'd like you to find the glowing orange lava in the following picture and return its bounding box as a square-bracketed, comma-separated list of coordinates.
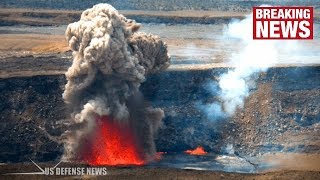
[184, 146, 208, 155]
[80, 116, 145, 166]
[155, 152, 167, 161]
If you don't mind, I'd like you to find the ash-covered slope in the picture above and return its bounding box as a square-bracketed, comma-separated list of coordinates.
[0, 75, 66, 162]
[1, 0, 319, 11]
[0, 66, 319, 162]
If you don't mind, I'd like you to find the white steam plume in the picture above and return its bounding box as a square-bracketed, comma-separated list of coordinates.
[204, 6, 315, 118]
[219, 13, 277, 115]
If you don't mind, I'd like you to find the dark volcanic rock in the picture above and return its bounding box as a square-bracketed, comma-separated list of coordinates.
[0, 75, 67, 162]
[0, 66, 319, 162]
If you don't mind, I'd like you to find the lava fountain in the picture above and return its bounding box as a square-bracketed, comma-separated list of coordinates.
[80, 116, 145, 166]
[185, 146, 208, 155]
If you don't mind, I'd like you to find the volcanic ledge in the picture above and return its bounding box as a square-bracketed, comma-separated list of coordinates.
[0, 64, 319, 162]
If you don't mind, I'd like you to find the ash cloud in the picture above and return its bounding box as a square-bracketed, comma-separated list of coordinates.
[62, 4, 170, 161]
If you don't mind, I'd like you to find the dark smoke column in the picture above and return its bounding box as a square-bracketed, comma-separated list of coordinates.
[62, 4, 170, 163]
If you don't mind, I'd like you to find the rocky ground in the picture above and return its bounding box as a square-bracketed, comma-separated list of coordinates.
[0, 65, 319, 161]
[1, 0, 319, 11]
[0, 8, 247, 26]
[1, 162, 320, 180]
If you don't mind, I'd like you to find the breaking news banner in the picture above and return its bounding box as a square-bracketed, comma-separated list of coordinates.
[253, 6, 314, 39]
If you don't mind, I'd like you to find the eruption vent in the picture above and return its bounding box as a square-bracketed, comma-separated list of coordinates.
[80, 116, 144, 166]
[62, 4, 170, 165]
[185, 146, 208, 155]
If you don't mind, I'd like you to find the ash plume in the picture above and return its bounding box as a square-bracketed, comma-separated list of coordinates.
[62, 4, 170, 161]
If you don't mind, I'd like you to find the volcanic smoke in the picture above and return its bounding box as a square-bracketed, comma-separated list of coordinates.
[203, 6, 312, 119]
[62, 4, 170, 165]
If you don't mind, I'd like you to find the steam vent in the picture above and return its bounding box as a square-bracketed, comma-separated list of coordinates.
[0, 1, 320, 179]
